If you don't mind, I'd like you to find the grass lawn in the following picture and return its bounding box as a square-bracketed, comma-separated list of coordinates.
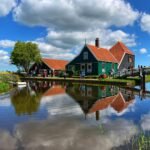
[101, 78, 137, 85]
[0, 82, 10, 93]
[24, 76, 137, 86]
[127, 75, 150, 83]
[0, 72, 20, 94]
[146, 75, 150, 82]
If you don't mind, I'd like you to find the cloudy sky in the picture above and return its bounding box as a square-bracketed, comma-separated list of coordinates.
[0, 0, 150, 71]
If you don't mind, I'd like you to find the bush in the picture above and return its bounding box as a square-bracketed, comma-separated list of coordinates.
[0, 82, 10, 93]
[99, 74, 108, 79]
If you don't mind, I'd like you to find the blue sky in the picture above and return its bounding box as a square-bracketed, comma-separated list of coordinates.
[0, 0, 150, 71]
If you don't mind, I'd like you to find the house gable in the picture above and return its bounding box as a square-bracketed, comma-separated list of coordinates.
[29, 61, 52, 75]
[110, 41, 134, 63]
[118, 53, 135, 71]
[67, 45, 98, 66]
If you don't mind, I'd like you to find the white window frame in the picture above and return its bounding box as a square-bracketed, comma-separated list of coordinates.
[102, 62, 105, 73]
[83, 52, 88, 60]
[87, 63, 92, 73]
[87, 87, 92, 96]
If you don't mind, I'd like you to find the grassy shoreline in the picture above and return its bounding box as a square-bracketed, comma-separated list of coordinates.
[0, 72, 20, 94]
[0, 82, 11, 93]
[22, 75, 150, 87]
[146, 75, 150, 82]
[22, 76, 137, 86]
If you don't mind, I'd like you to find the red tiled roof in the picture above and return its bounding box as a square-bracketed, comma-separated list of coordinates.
[88, 92, 134, 114]
[43, 85, 65, 97]
[87, 45, 118, 63]
[89, 95, 116, 113]
[42, 58, 68, 70]
[110, 92, 133, 113]
[110, 41, 134, 63]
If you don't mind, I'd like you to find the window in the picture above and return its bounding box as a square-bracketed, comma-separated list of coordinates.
[87, 87, 92, 96]
[102, 62, 105, 73]
[68, 65, 75, 71]
[81, 64, 85, 70]
[128, 56, 133, 63]
[87, 63, 92, 73]
[102, 90, 106, 97]
[83, 52, 88, 60]
[112, 63, 114, 69]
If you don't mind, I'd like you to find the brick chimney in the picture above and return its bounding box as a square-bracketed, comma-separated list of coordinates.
[95, 38, 99, 48]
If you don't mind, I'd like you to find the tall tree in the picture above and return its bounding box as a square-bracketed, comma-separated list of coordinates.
[10, 41, 41, 73]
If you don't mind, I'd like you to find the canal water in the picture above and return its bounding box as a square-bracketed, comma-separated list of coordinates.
[0, 81, 150, 150]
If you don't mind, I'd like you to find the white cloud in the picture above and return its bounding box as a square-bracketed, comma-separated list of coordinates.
[13, 0, 139, 29]
[11, 0, 138, 61]
[0, 50, 11, 70]
[13, 118, 138, 150]
[0, 0, 16, 17]
[46, 28, 136, 49]
[0, 50, 9, 62]
[140, 13, 150, 33]
[0, 129, 17, 150]
[140, 48, 148, 54]
[0, 40, 15, 48]
[33, 28, 136, 60]
[33, 41, 76, 60]
[0, 30, 136, 61]
[141, 112, 150, 131]
[0, 95, 11, 107]
[41, 94, 83, 117]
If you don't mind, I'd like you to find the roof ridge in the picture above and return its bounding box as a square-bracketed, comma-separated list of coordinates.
[114, 41, 134, 55]
[87, 44, 118, 63]
[117, 41, 128, 50]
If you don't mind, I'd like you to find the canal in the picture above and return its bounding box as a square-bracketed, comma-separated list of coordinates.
[0, 81, 150, 150]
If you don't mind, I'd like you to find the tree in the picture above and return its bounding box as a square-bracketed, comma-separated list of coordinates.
[10, 41, 41, 73]
[11, 87, 42, 115]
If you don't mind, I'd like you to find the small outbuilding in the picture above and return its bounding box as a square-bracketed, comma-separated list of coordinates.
[30, 58, 68, 77]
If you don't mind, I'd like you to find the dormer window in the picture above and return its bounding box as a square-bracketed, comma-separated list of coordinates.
[83, 52, 88, 60]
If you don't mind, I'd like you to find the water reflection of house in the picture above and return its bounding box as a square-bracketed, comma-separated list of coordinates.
[66, 84, 135, 120]
[43, 85, 66, 97]
[40, 83, 83, 117]
[30, 81, 65, 96]
[29, 81, 53, 93]
[30, 58, 68, 77]
[66, 84, 119, 113]
[89, 92, 134, 120]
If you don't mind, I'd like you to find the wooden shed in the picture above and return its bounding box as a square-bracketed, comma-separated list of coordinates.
[30, 58, 68, 77]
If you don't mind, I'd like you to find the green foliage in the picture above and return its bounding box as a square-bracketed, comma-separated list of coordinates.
[10, 41, 41, 73]
[11, 87, 42, 115]
[0, 72, 20, 83]
[0, 82, 10, 93]
[74, 70, 79, 76]
[130, 132, 150, 150]
[146, 75, 150, 82]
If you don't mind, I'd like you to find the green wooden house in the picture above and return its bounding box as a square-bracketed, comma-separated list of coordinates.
[66, 38, 118, 76]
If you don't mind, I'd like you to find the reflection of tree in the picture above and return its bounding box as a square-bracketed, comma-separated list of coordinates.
[11, 88, 42, 116]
